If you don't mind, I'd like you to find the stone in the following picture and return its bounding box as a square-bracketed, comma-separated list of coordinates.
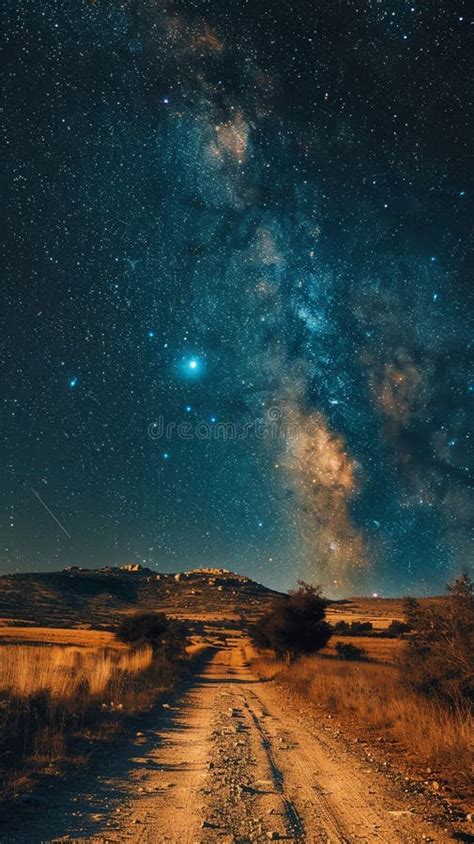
[388, 810, 414, 817]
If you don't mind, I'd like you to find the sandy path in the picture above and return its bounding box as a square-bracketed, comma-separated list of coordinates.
[3, 641, 457, 843]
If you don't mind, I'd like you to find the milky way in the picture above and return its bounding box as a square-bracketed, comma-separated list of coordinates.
[2, 1, 472, 594]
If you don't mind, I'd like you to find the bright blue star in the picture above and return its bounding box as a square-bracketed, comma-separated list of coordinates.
[459, 191, 465, 197]
[430, 256, 437, 263]
[179, 356, 205, 379]
[185, 405, 192, 413]
[148, 330, 155, 338]
[69, 377, 78, 388]
[162, 452, 170, 460]
[210, 416, 217, 423]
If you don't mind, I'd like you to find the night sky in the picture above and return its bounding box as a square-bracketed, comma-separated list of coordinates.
[2, 0, 472, 595]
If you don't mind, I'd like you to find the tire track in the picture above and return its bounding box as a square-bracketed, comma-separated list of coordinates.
[243, 694, 305, 839]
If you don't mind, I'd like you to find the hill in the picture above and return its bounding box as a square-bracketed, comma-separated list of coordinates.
[0, 566, 279, 632]
[0, 565, 449, 636]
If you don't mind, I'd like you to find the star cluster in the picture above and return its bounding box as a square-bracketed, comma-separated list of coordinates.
[1, 0, 472, 594]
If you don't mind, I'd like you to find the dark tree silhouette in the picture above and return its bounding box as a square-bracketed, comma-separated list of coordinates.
[402, 573, 474, 710]
[116, 612, 187, 660]
[251, 582, 332, 661]
[335, 641, 368, 661]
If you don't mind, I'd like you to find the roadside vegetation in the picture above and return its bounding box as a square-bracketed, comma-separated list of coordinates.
[0, 612, 190, 800]
[250, 575, 474, 794]
[250, 582, 331, 662]
[402, 573, 474, 711]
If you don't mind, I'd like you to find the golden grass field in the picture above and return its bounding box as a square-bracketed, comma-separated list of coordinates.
[0, 624, 199, 798]
[0, 643, 153, 701]
[0, 626, 121, 648]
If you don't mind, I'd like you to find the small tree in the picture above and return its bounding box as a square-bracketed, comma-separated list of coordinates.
[383, 619, 412, 637]
[401, 573, 474, 710]
[251, 582, 332, 662]
[335, 641, 368, 661]
[333, 620, 374, 636]
[116, 612, 187, 661]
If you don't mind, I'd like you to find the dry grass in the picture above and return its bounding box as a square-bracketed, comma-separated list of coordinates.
[258, 652, 473, 790]
[0, 627, 121, 648]
[325, 610, 400, 630]
[0, 644, 152, 701]
[326, 596, 449, 629]
[0, 633, 196, 799]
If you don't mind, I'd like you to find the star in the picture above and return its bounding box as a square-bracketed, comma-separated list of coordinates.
[69, 377, 78, 388]
[179, 356, 205, 379]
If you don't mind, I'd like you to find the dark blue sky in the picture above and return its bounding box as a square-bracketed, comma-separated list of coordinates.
[2, 0, 472, 594]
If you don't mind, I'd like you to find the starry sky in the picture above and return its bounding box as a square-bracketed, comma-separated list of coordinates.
[2, 0, 472, 595]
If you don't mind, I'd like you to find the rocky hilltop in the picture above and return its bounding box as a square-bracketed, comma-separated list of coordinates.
[0, 566, 279, 631]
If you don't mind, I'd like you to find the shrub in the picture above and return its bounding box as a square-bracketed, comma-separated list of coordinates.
[251, 582, 331, 662]
[401, 573, 474, 710]
[333, 620, 374, 636]
[334, 641, 368, 661]
[116, 612, 187, 661]
[383, 619, 412, 637]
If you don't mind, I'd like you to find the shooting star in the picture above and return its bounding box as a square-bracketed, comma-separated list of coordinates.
[31, 487, 71, 538]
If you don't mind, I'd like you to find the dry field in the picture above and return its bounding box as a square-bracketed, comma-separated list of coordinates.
[322, 635, 404, 664]
[0, 642, 153, 702]
[0, 626, 121, 648]
[326, 595, 448, 628]
[0, 625, 196, 799]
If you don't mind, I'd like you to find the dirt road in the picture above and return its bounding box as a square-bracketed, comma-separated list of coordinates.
[4, 641, 457, 843]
